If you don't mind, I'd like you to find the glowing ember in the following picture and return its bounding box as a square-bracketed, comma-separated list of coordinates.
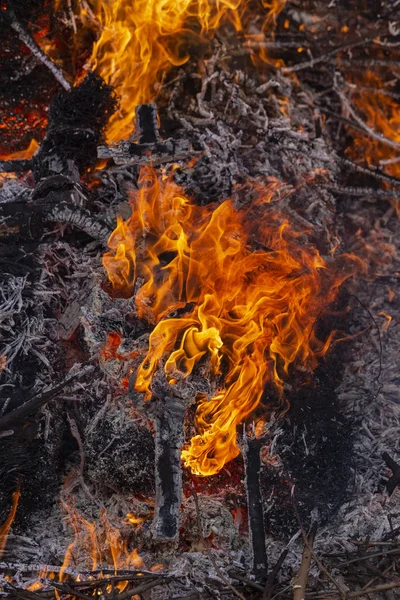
[103, 167, 362, 476]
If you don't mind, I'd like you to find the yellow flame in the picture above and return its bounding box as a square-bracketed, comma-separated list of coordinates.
[103, 167, 362, 476]
[84, 0, 245, 141]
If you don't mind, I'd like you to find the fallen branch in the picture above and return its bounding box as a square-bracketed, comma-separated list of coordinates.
[6, 5, 71, 91]
[293, 523, 317, 600]
[317, 581, 400, 600]
[263, 549, 288, 600]
[0, 364, 94, 431]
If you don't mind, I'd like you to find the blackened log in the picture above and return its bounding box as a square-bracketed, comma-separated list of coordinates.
[33, 73, 117, 181]
[0, 204, 44, 242]
[241, 433, 268, 581]
[135, 104, 160, 144]
[152, 395, 186, 540]
[0, 160, 33, 174]
[46, 203, 112, 241]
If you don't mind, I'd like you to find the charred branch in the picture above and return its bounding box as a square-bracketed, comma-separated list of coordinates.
[240, 432, 268, 582]
[382, 452, 400, 497]
[0, 364, 94, 432]
[151, 395, 186, 541]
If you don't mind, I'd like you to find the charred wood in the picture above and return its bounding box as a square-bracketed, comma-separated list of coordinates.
[0, 200, 111, 242]
[0, 364, 94, 432]
[240, 432, 268, 582]
[152, 394, 186, 541]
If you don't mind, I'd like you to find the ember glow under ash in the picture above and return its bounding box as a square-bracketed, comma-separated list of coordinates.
[103, 167, 362, 476]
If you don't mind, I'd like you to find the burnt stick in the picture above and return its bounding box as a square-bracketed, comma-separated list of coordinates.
[240, 431, 268, 582]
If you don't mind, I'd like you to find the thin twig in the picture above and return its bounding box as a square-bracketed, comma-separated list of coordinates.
[7, 7, 71, 91]
[337, 547, 400, 567]
[282, 38, 376, 74]
[0, 364, 94, 431]
[317, 581, 400, 600]
[335, 86, 400, 152]
[263, 550, 289, 600]
[293, 523, 317, 600]
[291, 490, 345, 597]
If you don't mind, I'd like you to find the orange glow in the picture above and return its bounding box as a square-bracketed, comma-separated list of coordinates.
[0, 488, 20, 559]
[0, 355, 6, 371]
[127, 513, 147, 525]
[103, 167, 362, 476]
[59, 498, 144, 577]
[378, 311, 392, 332]
[345, 72, 400, 198]
[84, 0, 246, 142]
[0, 139, 39, 161]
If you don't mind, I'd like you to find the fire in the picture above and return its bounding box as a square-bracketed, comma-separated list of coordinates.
[103, 167, 361, 476]
[345, 72, 400, 185]
[84, 0, 245, 141]
[59, 499, 144, 579]
[0, 138, 39, 161]
[0, 488, 20, 559]
[82, 0, 289, 142]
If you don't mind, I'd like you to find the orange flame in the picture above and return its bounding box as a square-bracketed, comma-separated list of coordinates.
[0, 488, 20, 559]
[345, 72, 400, 185]
[0, 139, 39, 161]
[103, 167, 361, 476]
[82, 0, 289, 141]
[59, 499, 144, 579]
[84, 0, 246, 141]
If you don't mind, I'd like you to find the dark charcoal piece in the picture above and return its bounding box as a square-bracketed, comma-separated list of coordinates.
[152, 396, 186, 540]
[135, 104, 160, 144]
[0, 410, 67, 531]
[84, 406, 155, 495]
[382, 452, 400, 496]
[33, 73, 117, 180]
[174, 155, 233, 204]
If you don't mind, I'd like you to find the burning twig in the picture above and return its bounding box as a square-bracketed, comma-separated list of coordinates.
[5, 3, 71, 91]
[292, 523, 317, 600]
[334, 80, 400, 153]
